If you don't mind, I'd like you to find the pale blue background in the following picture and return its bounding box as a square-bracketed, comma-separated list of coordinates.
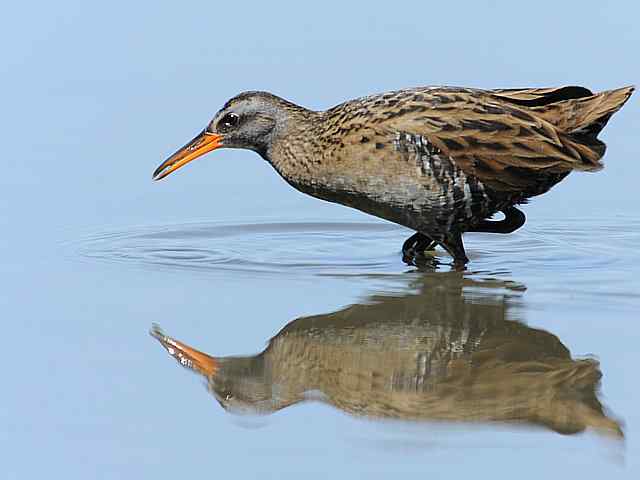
[1, 1, 638, 478]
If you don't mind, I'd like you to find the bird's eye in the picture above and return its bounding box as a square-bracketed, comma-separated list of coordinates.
[218, 112, 240, 131]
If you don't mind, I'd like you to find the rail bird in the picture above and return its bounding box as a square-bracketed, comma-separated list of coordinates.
[154, 85, 633, 266]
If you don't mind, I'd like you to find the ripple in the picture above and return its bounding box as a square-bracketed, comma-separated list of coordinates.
[70, 221, 409, 277]
[67, 216, 640, 291]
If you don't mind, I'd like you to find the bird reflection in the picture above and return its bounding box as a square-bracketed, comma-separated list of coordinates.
[151, 273, 621, 437]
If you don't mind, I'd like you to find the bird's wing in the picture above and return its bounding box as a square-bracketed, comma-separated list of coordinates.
[373, 88, 603, 192]
[489, 86, 594, 105]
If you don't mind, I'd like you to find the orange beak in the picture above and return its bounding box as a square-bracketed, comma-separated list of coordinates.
[153, 130, 223, 181]
[150, 324, 218, 377]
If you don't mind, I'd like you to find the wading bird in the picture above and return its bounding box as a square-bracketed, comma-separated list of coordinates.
[154, 85, 633, 266]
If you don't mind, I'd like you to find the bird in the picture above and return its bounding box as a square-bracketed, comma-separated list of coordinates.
[153, 85, 634, 266]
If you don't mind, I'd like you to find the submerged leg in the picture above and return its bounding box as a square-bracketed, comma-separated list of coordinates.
[469, 206, 526, 234]
[402, 232, 437, 265]
[438, 231, 469, 267]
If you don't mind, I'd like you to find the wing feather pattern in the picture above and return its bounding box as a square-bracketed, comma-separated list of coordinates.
[373, 87, 609, 192]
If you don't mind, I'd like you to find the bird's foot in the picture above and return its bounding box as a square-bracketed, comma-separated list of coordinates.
[404, 252, 440, 269]
[451, 258, 469, 272]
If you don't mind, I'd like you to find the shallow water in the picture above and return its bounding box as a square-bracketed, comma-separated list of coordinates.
[6, 204, 640, 480]
[72, 217, 639, 436]
[3, 1, 640, 478]
[5, 213, 640, 478]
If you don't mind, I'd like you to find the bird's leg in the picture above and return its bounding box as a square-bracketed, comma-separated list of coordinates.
[438, 231, 469, 268]
[402, 232, 437, 253]
[402, 232, 436, 265]
[469, 207, 526, 234]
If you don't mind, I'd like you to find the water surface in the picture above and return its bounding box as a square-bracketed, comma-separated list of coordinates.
[58, 216, 640, 477]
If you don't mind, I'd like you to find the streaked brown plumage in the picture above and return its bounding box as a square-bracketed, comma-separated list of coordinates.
[150, 275, 622, 436]
[154, 85, 634, 265]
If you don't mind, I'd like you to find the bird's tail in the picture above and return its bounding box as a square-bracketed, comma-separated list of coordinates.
[539, 86, 634, 170]
[494, 85, 634, 170]
[553, 85, 635, 136]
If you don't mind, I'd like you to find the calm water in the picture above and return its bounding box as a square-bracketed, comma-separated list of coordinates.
[2, 1, 639, 478]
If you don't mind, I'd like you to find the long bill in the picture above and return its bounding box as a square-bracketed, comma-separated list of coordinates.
[153, 130, 223, 181]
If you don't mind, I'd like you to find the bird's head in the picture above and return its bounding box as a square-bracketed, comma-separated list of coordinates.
[153, 91, 304, 181]
[150, 325, 282, 415]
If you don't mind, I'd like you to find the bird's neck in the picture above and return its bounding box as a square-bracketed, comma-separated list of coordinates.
[264, 109, 325, 186]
